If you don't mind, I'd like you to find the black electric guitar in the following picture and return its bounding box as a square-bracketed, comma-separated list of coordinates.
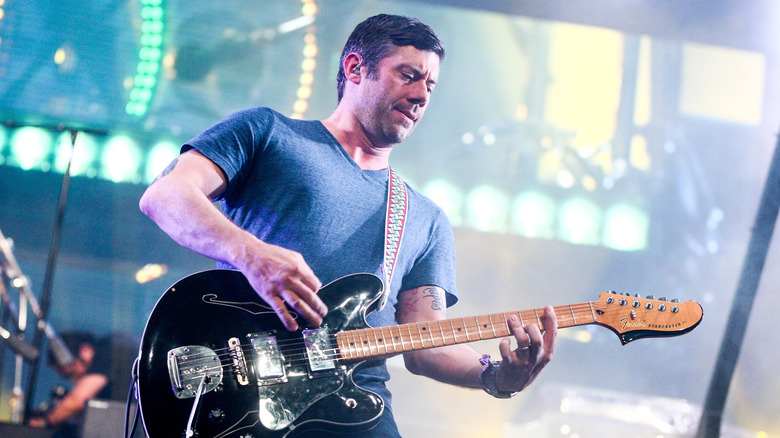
[137, 269, 703, 438]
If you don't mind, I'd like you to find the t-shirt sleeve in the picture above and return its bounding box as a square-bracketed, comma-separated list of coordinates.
[181, 107, 274, 200]
[401, 208, 459, 307]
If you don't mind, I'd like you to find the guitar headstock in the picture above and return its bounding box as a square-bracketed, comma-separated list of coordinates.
[593, 292, 703, 345]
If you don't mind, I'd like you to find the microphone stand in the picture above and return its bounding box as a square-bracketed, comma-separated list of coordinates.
[0, 229, 39, 423]
[11, 128, 81, 423]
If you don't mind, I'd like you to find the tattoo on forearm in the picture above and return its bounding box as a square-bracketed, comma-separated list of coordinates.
[150, 156, 179, 185]
[422, 287, 444, 312]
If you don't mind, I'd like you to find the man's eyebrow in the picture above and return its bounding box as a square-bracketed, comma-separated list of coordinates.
[402, 64, 438, 86]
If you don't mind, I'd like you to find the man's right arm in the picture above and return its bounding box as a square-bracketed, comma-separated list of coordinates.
[139, 150, 327, 330]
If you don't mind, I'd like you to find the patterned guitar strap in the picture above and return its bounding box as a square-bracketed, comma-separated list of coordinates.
[377, 167, 408, 311]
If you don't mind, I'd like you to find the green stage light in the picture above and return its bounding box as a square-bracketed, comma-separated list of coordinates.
[512, 191, 556, 239]
[127, 1, 165, 118]
[466, 185, 509, 233]
[144, 140, 179, 183]
[0, 125, 7, 163]
[422, 179, 464, 227]
[53, 132, 98, 176]
[603, 203, 648, 251]
[558, 197, 601, 245]
[9, 127, 52, 170]
[100, 135, 142, 183]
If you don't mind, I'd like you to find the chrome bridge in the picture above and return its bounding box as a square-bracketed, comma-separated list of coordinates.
[167, 346, 223, 399]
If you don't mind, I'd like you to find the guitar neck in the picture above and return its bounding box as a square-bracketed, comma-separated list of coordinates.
[336, 303, 593, 361]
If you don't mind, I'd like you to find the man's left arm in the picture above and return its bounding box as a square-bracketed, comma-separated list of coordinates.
[396, 286, 557, 394]
[28, 373, 108, 428]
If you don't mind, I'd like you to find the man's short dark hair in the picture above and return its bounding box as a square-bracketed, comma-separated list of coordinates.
[336, 14, 446, 102]
[48, 331, 96, 367]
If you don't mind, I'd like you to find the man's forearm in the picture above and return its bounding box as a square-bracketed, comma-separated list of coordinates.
[140, 175, 254, 269]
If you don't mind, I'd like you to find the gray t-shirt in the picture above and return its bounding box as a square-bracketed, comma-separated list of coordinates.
[184, 106, 458, 408]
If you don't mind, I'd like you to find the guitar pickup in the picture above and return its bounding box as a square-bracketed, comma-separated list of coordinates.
[303, 327, 336, 372]
[248, 333, 287, 386]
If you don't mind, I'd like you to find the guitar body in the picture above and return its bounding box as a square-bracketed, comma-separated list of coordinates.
[137, 269, 386, 438]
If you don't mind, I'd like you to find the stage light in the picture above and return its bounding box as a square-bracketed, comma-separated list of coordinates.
[144, 140, 179, 183]
[301, 0, 317, 16]
[127, 1, 165, 118]
[135, 263, 168, 284]
[53, 132, 98, 176]
[466, 185, 509, 233]
[511, 190, 556, 239]
[291, 19, 319, 119]
[0, 125, 7, 162]
[422, 179, 464, 227]
[100, 135, 142, 183]
[9, 127, 52, 170]
[558, 197, 601, 245]
[603, 203, 648, 251]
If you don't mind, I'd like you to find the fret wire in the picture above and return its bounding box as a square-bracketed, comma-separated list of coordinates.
[383, 326, 392, 354]
[362, 328, 371, 357]
[396, 325, 406, 352]
[416, 322, 426, 348]
[450, 319, 458, 343]
[569, 305, 576, 325]
[375, 327, 385, 355]
[406, 324, 415, 350]
[349, 331, 357, 358]
[372, 328, 379, 355]
[588, 302, 597, 325]
[388, 325, 399, 353]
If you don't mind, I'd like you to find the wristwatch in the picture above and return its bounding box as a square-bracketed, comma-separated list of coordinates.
[479, 354, 517, 399]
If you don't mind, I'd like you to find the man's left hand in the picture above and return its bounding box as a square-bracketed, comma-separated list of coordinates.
[494, 305, 557, 393]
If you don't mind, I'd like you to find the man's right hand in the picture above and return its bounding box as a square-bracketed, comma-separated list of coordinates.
[238, 241, 327, 331]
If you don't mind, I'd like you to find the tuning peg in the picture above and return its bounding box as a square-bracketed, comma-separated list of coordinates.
[671, 298, 679, 303]
[659, 296, 667, 302]
[634, 293, 640, 298]
[645, 294, 655, 300]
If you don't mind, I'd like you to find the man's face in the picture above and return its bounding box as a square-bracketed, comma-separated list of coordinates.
[353, 45, 440, 148]
[58, 358, 89, 381]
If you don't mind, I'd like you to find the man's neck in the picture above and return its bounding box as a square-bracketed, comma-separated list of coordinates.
[321, 112, 391, 171]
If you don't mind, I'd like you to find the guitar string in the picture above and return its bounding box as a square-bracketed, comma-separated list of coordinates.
[169, 301, 672, 365]
[175, 300, 608, 363]
[170, 302, 684, 375]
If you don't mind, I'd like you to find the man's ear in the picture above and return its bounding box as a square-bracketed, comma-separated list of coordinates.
[78, 343, 95, 367]
[344, 53, 363, 83]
